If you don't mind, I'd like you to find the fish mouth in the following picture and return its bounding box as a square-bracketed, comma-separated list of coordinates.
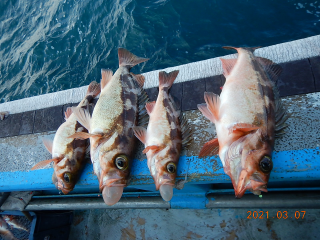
[234, 170, 268, 198]
[57, 182, 73, 194]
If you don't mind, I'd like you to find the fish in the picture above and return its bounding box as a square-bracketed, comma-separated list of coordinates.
[2, 215, 28, 232]
[198, 47, 287, 198]
[31, 81, 101, 194]
[0, 111, 9, 120]
[69, 48, 149, 205]
[0, 217, 18, 240]
[133, 70, 192, 201]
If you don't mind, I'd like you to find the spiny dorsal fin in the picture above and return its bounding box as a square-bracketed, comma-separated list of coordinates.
[159, 70, 179, 90]
[71, 107, 91, 132]
[131, 73, 145, 88]
[220, 58, 237, 78]
[64, 107, 73, 120]
[42, 138, 53, 154]
[132, 126, 147, 144]
[101, 69, 113, 90]
[203, 92, 220, 122]
[118, 48, 149, 68]
[145, 101, 156, 115]
[199, 138, 219, 158]
[86, 81, 101, 98]
[256, 57, 282, 83]
[138, 89, 150, 128]
[31, 157, 61, 170]
[180, 113, 193, 149]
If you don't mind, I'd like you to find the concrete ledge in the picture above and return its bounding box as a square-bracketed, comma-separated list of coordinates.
[0, 34, 319, 115]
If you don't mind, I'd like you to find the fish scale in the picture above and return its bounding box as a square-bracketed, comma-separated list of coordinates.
[198, 47, 287, 198]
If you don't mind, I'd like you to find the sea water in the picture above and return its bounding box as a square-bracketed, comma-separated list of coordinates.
[0, 0, 319, 103]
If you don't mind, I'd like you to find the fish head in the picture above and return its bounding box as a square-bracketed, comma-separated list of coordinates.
[99, 149, 130, 206]
[52, 157, 80, 194]
[226, 129, 273, 198]
[148, 146, 179, 202]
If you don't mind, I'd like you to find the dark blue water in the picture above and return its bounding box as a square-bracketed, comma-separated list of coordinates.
[0, 0, 319, 102]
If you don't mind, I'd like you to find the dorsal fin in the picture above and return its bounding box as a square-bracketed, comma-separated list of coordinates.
[199, 138, 219, 158]
[64, 107, 73, 120]
[131, 73, 145, 88]
[220, 58, 237, 78]
[101, 69, 113, 90]
[180, 113, 193, 149]
[71, 107, 91, 132]
[42, 138, 53, 154]
[256, 57, 282, 83]
[145, 101, 156, 115]
[118, 48, 149, 68]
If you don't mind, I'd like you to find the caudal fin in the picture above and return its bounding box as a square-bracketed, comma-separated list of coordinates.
[86, 81, 101, 98]
[223, 46, 261, 52]
[118, 48, 149, 68]
[159, 70, 179, 90]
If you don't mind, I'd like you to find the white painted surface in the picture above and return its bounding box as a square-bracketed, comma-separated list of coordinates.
[0, 34, 319, 114]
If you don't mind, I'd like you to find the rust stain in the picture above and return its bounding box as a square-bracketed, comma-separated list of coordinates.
[220, 220, 227, 228]
[140, 228, 146, 240]
[73, 216, 84, 226]
[121, 222, 136, 240]
[186, 231, 203, 239]
[266, 219, 279, 240]
[225, 230, 238, 240]
[206, 224, 216, 228]
[137, 217, 146, 225]
[257, 228, 262, 232]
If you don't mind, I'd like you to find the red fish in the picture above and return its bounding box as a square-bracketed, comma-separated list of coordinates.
[133, 70, 192, 201]
[198, 47, 287, 198]
[0, 217, 18, 240]
[31, 81, 101, 194]
[69, 48, 149, 205]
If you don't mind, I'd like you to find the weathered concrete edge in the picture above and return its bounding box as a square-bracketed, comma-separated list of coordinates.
[0, 34, 319, 114]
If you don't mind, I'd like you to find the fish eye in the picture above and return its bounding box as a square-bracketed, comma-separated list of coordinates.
[115, 155, 129, 170]
[64, 173, 71, 183]
[167, 163, 176, 174]
[259, 156, 273, 173]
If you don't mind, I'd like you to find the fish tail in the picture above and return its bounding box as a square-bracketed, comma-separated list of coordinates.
[223, 46, 261, 53]
[118, 48, 149, 68]
[86, 81, 101, 98]
[159, 70, 179, 91]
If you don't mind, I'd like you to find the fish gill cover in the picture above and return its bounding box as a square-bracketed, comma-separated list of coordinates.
[0, 0, 319, 103]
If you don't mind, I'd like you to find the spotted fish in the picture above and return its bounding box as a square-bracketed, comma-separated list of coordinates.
[31, 81, 101, 194]
[69, 48, 149, 205]
[3, 215, 28, 232]
[198, 47, 287, 198]
[0, 217, 17, 240]
[133, 70, 192, 201]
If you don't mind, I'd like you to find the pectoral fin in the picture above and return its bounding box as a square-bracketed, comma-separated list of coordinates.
[228, 123, 260, 135]
[42, 138, 53, 154]
[31, 157, 62, 170]
[145, 101, 156, 115]
[101, 69, 113, 90]
[68, 132, 104, 140]
[132, 126, 147, 144]
[142, 145, 165, 154]
[198, 138, 219, 158]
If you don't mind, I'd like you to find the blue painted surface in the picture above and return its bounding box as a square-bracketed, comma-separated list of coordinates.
[170, 193, 207, 209]
[0, 148, 319, 194]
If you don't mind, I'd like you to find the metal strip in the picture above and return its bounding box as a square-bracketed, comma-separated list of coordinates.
[206, 192, 320, 209]
[25, 196, 169, 211]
